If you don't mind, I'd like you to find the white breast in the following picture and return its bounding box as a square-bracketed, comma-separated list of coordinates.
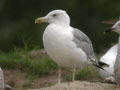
[99, 44, 117, 79]
[43, 24, 88, 68]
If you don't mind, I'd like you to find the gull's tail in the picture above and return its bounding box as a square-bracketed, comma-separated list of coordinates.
[98, 61, 109, 67]
[91, 60, 109, 70]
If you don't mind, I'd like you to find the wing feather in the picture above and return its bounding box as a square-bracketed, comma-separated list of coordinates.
[72, 28, 96, 61]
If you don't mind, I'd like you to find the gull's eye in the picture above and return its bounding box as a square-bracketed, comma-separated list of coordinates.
[52, 14, 57, 17]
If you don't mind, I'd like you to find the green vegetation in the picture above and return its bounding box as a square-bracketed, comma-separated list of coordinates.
[76, 67, 101, 80]
[0, 46, 57, 76]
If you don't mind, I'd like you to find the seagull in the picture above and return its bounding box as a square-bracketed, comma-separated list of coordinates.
[99, 44, 117, 82]
[104, 20, 120, 84]
[35, 10, 108, 83]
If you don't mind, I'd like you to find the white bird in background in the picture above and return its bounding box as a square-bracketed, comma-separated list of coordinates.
[99, 44, 117, 82]
[104, 20, 120, 84]
[35, 10, 108, 83]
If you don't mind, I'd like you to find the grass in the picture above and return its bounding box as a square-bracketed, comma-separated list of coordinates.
[0, 46, 57, 76]
[76, 67, 101, 80]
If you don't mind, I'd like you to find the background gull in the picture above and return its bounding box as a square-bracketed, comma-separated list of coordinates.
[35, 10, 108, 83]
[105, 20, 120, 84]
[99, 44, 117, 82]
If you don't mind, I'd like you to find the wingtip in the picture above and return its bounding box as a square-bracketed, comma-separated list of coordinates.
[98, 61, 109, 67]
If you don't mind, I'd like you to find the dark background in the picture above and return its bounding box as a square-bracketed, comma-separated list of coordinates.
[0, 0, 120, 53]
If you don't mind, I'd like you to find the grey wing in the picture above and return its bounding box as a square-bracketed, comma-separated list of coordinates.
[72, 28, 97, 61]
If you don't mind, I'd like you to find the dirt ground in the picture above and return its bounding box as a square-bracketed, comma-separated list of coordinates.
[3, 69, 58, 90]
[3, 69, 120, 90]
[30, 81, 120, 90]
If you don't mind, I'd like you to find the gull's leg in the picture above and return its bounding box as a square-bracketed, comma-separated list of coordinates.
[72, 67, 76, 82]
[58, 65, 62, 84]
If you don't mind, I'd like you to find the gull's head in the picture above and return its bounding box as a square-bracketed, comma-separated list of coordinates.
[35, 10, 70, 26]
[104, 20, 120, 34]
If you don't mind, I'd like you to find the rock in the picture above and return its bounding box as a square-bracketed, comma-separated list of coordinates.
[29, 81, 120, 90]
[0, 67, 4, 90]
[0, 67, 13, 90]
[4, 84, 14, 90]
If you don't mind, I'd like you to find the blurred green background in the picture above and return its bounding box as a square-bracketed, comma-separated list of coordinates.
[0, 0, 120, 53]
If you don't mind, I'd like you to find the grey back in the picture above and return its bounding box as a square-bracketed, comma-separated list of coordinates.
[72, 28, 97, 61]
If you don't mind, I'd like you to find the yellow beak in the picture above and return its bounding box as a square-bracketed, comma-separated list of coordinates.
[35, 17, 48, 24]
